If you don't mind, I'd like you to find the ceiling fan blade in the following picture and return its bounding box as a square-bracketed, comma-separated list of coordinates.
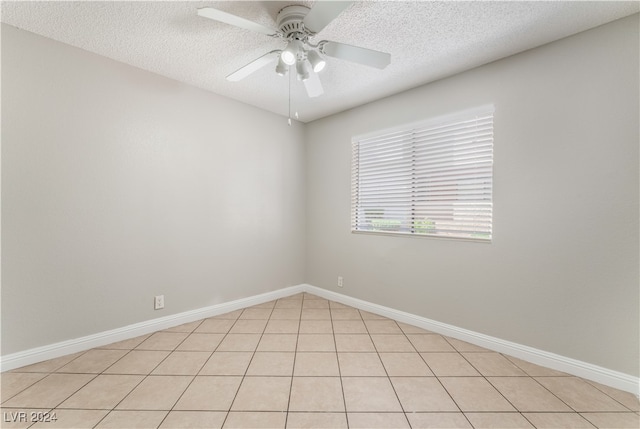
[303, 1, 353, 34]
[197, 7, 278, 36]
[303, 72, 324, 98]
[226, 50, 281, 82]
[321, 41, 391, 69]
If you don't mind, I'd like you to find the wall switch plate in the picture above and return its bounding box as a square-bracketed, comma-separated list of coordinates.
[337, 276, 343, 288]
[154, 295, 165, 310]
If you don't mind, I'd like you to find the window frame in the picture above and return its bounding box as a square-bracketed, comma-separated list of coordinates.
[350, 105, 494, 243]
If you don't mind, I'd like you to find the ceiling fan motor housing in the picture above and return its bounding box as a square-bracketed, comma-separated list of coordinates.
[277, 5, 312, 40]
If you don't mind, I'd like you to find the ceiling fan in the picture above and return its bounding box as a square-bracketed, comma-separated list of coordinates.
[197, 1, 391, 98]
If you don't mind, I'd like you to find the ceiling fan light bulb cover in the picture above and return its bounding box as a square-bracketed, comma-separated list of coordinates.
[296, 60, 311, 81]
[276, 58, 289, 76]
[307, 50, 326, 73]
[313, 61, 326, 73]
[282, 39, 303, 66]
[281, 50, 296, 66]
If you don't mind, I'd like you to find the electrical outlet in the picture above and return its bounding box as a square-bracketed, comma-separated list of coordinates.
[154, 295, 165, 310]
[337, 276, 343, 288]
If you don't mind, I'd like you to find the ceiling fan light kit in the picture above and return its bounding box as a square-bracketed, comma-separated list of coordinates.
[276, 5, 321, 82]
[196, 1, 391, 99]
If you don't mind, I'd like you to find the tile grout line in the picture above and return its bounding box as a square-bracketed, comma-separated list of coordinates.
[96, 319, 207, 428]
[404, 327, 475, 428]
[282, 294, 303, 429]
[1, 373, 52, 407]
[154, 317, 231, 428]
[450, 340, 538, 427]
[583, 378, 640, 412]
[40, 334, 156, 429]
[19, 354, 120, 427]
[219, 301, 278, 427]
[361, 314, 413, 429]
[502, 356, 586, 417]
[2, 348, 94, 411]
[329, 298, 351, 429]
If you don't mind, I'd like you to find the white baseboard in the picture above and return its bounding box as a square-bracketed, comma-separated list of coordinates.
[2, 283, 637, 397]
[0, 285, 305, 372]
[300, 284, 639, 397]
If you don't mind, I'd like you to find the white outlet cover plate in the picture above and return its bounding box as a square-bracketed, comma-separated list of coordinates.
[154, 295, 164, 310]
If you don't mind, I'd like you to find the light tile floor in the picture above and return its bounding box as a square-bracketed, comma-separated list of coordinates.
[2, 293, 638, 428]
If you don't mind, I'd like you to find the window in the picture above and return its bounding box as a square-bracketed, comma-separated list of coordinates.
[351, 106, 494, 241]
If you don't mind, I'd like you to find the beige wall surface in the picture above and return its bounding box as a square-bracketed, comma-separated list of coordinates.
[305, 15, 639, 376]
[1, 24, 306, 355]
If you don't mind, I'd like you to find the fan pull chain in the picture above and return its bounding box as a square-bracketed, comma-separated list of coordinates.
[288, 67, 292, 126]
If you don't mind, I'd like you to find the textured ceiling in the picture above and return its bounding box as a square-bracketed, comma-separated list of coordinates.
[2, 1, 638, 122]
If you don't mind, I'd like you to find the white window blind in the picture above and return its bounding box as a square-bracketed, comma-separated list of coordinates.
[351, 106, 494, 241]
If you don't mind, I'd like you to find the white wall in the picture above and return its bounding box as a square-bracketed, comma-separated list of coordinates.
[1, 24, 306, 355]
[305, 15, 639, 377]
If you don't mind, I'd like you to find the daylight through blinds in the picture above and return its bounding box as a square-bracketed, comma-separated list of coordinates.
[351, 107, 494, 241]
